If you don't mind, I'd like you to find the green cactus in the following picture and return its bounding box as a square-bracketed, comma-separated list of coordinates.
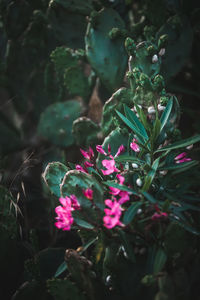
[85, 8, 128, 92]
[61, 170, 104, 210]
[156, 15, 193, 81]
[72, 117, 101, 146]
[127, 40, 161, 79]
[64, 65, 90, 101]
[47, 277, 86, 300]
[101, 87, 132, 136]
[43, 162, 69, 197]
[37, 100, 82, 147]
[47, 2, 87, 49]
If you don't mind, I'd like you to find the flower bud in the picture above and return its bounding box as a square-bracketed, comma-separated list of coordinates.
[157, 103, 165, 111]
[136, 178, 143, 187]
[132, 163, 138, 169]
[147, 106, 156, 114]
[152, 54, 158, 63]
[159, 48, 165, 56]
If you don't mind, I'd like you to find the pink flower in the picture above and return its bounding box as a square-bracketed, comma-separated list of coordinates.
[151, 212, 168, 221]
[80, 147, 94, 160]
[96, 144, 125, 157]
[114, 145, 125, 157]
[174, 152, 192, 164]
[101, 156, 120, 175]
[55, 195, 80, 231]
[96, 145, 107, 156]
[84, 161, 94, 168]
[103, 199, 124, 229]
[109, 174, 130, 204]
[55, 206, 73, 231]
[83, 188, 93, 200]
[76, 164, 87, 173]
[118, 191, 130, 204]
[130, 139, 140, 152]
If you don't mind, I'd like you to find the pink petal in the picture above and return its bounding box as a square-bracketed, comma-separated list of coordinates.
[96, 145, 107, 155]
[115, 145, 125, 157]
[174, 152, 187, 160]
[130, 139, 140, 152]
[83, 188, 93, 200]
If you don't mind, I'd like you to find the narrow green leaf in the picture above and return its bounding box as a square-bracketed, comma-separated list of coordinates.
[124, 104, 148, 139]
[160, 98, 173, 132]
[116, 110, 147, 144]
[115, 155, 145, 164]
[160, 160, 198, 173]
[152, 117, 161, 142]
[153, 248, 167, 273]
[142, 158, 160, 191]
[74, 218, 94, 229]
[123, 202, 142, 225]
[118, 229, 136, 262]
[155, 135, 200, 153]
[142, 191, 157, 204]
[104, 181, 138, 195]
[135, 104, 150, 132]
[79, 237, 98, 254]
[54, 261, 68, 278]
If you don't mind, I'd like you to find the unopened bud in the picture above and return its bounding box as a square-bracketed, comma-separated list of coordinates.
[132, 163, 139, 169]
[186, 144, 193, 150]
[152, 54, 158, 63]
[159, 48, 165, 56]
[148, 106, 156, 114]
[136, 178, 143, 187]
[158, 103, 165, 111]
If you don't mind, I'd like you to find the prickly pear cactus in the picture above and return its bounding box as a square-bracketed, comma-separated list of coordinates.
[49, 0, 93, 15]
[101, 87, 132, 135]
[72, 117, 101, 146]
[64, 65, 90, 101]
[37, 100, 82, 147]
[61, 170, 104, 210]
[126, 38, 161, 78]
[85, 8, 128, 92]
[156, 15, 193, 81]
[43, 162, 69, 197]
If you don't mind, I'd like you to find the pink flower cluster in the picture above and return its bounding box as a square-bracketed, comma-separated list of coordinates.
[55, 195, 80, 231]
[104, 174, 130, 229]
[76, 147, 94, 173]
[130, 138, 140, 152]
[96, 144, 125, 176]
[174, 152, 191, 164]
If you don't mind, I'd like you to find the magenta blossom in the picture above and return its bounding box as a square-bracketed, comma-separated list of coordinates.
[84, 161, 94, 168]
[96, 145, 107, 156]
[80, 147, 94, 160]
[109, 174, 130, 204]
[130, 138, 140, 152]
[76, 164, 87, 173]
[151, 212, 168, 221]
[103, 198, 124, 229]
[174, 152, 192, 164]
[101, 155, 120, 175]
[83, 188, 93, 200]
[96, 144, 125, 158]
[55, 195, 80, 231]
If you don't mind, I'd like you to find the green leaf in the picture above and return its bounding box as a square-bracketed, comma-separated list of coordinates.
[54, 261, 68, 278]
[116, 110, 147, 144]
[135, 104, 149, 132]
[115, 155, 145, 165]
[142, 158, 160, 191]
[104, 181, 139, 195]
[160, 98, 173, 132]
[153, 248, 167, 274]
[159, 160, 199, 173]
[118, 229, 136, 262]
[74, 218, 94, 229]
[124, 104, 148, 140]
[123, 202, 142, 225]
[155, 135, 200, 153]
[152, 117, 161, 142]
[141, 191, 157, 204]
